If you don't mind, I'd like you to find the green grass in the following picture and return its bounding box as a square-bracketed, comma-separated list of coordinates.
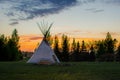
[0, 61, 120, 80]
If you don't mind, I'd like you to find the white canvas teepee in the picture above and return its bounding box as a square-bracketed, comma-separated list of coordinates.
[27, 21, 60, 64]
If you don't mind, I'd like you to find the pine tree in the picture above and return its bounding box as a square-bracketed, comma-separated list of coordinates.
[54, 35, 61, 60]
[0, 35, 8, 61]
[81, 40, 86, 51]
[61, 34, 69, 61]
[8, 29, 22, 61]
[72, 38, 76, 52]
[89, 45, 96, 61]
[80, 40, 89, 61]
[71, 38, 76, 61]
[116, 44, 120, 61]
[75, 41, 80, 61]
[104, 32, 117, 61]
[105, 32, 117, 54]
[97, 40, 106, 57]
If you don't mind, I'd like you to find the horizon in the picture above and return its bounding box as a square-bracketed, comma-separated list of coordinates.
[19, 33, 120, 52]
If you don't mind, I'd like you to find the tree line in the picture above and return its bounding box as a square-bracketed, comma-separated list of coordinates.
[0, 29, 23, 61]
[1, 29, 120, 62]
[53, 32, 120, 62]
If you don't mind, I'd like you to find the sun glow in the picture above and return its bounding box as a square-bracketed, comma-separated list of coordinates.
[19, 34, 105, 52]
[19, 34, 42, 52]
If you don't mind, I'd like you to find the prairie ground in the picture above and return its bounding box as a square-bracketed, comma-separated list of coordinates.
[0, 61, 120, 80]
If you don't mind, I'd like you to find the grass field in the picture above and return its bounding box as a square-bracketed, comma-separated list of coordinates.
[0, 61, 120, 80]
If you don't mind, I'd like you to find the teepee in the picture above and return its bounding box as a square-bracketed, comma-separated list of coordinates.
[27, 21, 60, 64]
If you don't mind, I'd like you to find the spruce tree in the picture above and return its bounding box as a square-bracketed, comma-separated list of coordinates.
[80, 40, 89, 61]
[105, 32, 116, 54]
[75, 41, 80, 61]
[0, 35, 8, 61]
[54, 35, 61, 60]
[8, 29, 22, 61]
[61, 34, 69, 61]
[116, 44, 120, 61]
[89, 45, 96, 61]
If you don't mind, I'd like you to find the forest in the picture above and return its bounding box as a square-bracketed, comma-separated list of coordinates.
[0, 29, 120, 62]
[53, 32, 120, 62]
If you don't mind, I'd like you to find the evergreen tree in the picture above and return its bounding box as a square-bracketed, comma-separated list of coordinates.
[71, 38, 80, 61]
[81, 40, 86, 51]
[89, 45, 96, 61]
[97, 40, 106, 57]
[104, 32, 117, 54]
[76, 41, 80, 52]
[75, 41, 80, 61]
[72, 38, 76, 52]
[71, 38, 76, 61]
[54, 35, 61, 60]
[61, 34, 69, 61]
[8, 29, 22, 61]
[0, 35, 8, 61]
[103, 32, 117, 61]
[80, 40, 89, 61]
[116, 44, 120, 61]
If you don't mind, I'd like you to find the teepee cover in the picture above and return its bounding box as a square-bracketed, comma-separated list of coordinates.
[27, 21, 60, 64]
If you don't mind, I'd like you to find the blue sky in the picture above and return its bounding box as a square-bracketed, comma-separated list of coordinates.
[0, 0, 120, 39]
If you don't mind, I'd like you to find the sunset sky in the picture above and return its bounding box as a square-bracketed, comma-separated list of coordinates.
[0, 0, 120, 51]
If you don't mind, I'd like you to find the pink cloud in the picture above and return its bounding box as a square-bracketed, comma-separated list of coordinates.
[29, 36, 43, 40]
[20, 34, 43, 42]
